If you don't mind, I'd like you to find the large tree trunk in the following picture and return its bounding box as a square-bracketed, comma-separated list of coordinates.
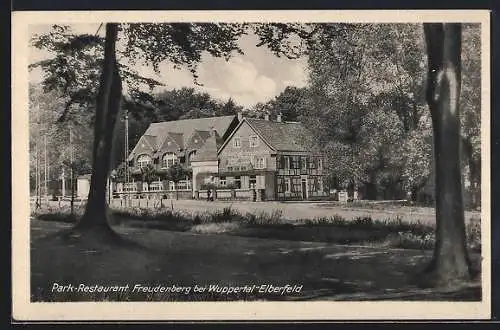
[75, 23, 122, 231]
[423, 23, 471, 286]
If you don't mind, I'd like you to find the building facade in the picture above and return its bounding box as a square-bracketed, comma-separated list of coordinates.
[217, 116, 328, 201]
[113, 113, 328, 201]
[116, 115, 239, 196]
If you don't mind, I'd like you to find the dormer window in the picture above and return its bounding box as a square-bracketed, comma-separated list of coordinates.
[249, 135, 259, 148]
[162, 152, 178, 168]
[137, 154, 152, 168]
[233, 135, 241, 148]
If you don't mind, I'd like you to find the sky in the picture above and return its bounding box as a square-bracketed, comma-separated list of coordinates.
[29, 24, 309, 108]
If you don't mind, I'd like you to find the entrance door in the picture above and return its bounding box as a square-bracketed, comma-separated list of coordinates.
[301, 179, 307, 200]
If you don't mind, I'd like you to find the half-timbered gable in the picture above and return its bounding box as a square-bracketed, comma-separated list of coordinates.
[217, 116, 326, 200]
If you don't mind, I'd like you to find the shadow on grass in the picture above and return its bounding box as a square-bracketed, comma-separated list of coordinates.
[33, 215, 154, 254]
[31, 218, 482, 302]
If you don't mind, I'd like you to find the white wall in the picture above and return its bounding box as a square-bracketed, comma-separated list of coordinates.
[77, 178, 90, 199]
[191, 160, 218, 196]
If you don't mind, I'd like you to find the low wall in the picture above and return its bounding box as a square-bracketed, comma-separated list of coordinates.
[197, 189, 257, 202]
[113, 190, 193, 201]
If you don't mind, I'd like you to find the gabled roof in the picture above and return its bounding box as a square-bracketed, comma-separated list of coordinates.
[144, 115, 236, 147]
[142, 135, 157, 150]
[218, 118, 320, 154]
[154, 133, 183, 157]
[191, 131, 222, 162]
[185, 130, 211, 150]
[128, 134, 157, 160]
[167, 132, 184, 150]
[246, 118, 318, 152]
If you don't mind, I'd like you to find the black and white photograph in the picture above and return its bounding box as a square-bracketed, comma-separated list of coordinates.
[12, 10, 490, 320]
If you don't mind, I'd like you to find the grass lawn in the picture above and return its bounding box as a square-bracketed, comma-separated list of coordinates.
[31, 218, 482, 302]
[43, 199, 481, 225]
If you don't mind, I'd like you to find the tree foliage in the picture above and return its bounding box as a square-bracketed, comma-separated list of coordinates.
[29, 84, 94, 194]
[30, 25, 162, 124]
[140, 164, 159, 184]
[304, 24, 424, 198]
[245, 86, 310, 122]
[303, 23, 480, 202]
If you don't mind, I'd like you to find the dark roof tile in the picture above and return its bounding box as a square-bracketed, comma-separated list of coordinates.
[245, 118, 320, 152]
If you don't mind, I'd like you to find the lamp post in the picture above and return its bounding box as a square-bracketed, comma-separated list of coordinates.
[124, 111, 129, 206]
[44, 135, 48, 198]
[34, 104, 41, 208]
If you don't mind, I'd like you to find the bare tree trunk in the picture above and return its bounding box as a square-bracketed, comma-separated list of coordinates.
[423, 23, 471, 286]
[76, 23, 122, 231]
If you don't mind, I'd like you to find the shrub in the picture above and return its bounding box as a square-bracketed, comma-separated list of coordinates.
[31, 204, 85, 223]
[242, 209, 284, 226]
[352, 216, 374, 228]
[467, 217, 481, 252]
[200, 183, 217, 190]
[190, 222, 241, 235]
[386, 231, 436, 250]
[208, 206, 242, 223]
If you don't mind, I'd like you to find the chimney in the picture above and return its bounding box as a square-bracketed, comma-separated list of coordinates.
[264, 113, 270, 121]
[237, 111, 243, 121]
[277, 113, 282, 122]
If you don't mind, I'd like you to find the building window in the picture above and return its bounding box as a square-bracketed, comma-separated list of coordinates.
[309, 157, 316, 169]
[249, 135, 259, 148]
[282, 156, 290, 169]
[318, 158, 323, 170]
[249, 175, 257, 188]
[169, 181, 176, 191]
[309, 177, 318, 192]
[227, 166, 233, 172]
[124, 183, 137, 192]
[162, 152, 178, 168]
[318, 177, 324, 191]
[292, 177, 301, 192]
[301, 156, 308, 170]
[137, 154, 152, 168]
[255, 156, 266, 169]
[278, 177, 283, 192]
[219, 176, 227, 186]
[233, 135, 241, 148]
[234, 176, 241, 189]
[291, 156, 300, 169]
[188, 151, 197, 161]
[149, 182, 163, 191]
[277, 177, 284, 192]
[285, 177, 291, 193]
